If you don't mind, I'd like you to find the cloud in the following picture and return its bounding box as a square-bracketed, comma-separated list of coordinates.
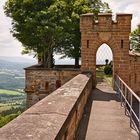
[102, 0, 140, 30]
[0, 0, 33, 58]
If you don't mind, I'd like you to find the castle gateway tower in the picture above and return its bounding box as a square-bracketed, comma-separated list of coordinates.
[80, 13, 132, 86]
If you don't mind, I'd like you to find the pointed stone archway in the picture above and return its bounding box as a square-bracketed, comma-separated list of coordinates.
[96, 43, 113, 65]
[96, 43, 113, 85]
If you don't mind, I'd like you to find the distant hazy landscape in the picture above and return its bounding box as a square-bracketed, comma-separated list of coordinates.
[0, 56, 36, 127]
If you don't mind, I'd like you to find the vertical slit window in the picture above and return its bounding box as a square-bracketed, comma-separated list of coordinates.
[129, 74, 131, 86]
[45, 81, 49, 91]
[121, 40, 123, 48]
[87, 40, 89, 48]
[135, 73, 137, 83]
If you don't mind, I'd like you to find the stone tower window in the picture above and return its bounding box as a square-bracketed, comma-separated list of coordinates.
[135, 73, 137, 83]
[121, 40, 123, 48]
[45, 81, 49, 91]
[87, 40, 89, 48]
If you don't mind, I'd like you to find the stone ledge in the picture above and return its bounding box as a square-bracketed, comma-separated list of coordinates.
[116, 13, 132, 16]
[24, 65, 81, 71]
[129, 51, 140, 57]
[0, 73, 93, 140]
[80, 13, 94, 16]
[81, 13, 112, 17]
[98, 13, 112, 16]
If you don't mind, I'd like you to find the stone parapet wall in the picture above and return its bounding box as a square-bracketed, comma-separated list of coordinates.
[25, 66, 81, 107]
[129, 54, 140, 95]
[0, 73, 93, 140]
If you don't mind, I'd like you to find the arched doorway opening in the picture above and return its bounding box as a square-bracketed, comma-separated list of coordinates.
[96, 43, 113, 86]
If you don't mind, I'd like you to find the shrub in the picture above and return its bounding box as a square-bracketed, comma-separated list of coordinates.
[104, 65, 112, 75]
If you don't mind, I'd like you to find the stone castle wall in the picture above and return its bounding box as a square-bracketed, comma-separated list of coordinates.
[25, 66, 81, 107]
[129, 54, 140, 95]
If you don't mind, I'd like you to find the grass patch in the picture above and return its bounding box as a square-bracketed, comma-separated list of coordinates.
[0, 113, 20, 128]
[0, 106, 11, 113]
[96, 71, 112, 86]
[0, 89, 24, 96]
[0, 100, 26, 127]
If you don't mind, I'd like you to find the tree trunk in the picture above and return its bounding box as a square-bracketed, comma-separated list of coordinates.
[37, 53, 43, 65]
[47, 45, 54, 68]
[42, 36, 54, 68]
[74, 57, 79, 68]
[43, 51, 48, 68]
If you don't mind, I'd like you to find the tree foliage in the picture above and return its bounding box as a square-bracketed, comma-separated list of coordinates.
[130, 24, 140, 52]
[4, 0, 111, 68]
[53, 0, 111, 67]
[4, 0, 58, 68]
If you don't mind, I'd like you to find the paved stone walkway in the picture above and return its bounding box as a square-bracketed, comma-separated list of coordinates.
[75, 81, 138, 140]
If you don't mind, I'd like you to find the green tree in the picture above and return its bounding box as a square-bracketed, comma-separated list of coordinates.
[4, 0, 110, 68]
[4, 0, 58, 68]
[130, 24, 140, 52]
[54, 0, 111, 67]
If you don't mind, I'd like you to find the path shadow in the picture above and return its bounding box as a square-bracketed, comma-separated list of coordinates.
[93, 88, 120, 102]
[75, 87, 120, 140]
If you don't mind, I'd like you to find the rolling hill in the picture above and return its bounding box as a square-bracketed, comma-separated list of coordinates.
[0, 56, 36, 90]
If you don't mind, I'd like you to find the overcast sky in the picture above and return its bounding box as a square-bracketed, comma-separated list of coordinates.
[0, 0, 140, 62]
[0, 0, 34, 59]
[102, 0, 140, 30]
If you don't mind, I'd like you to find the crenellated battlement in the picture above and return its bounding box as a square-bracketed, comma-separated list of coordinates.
[80, 13, 132, 32]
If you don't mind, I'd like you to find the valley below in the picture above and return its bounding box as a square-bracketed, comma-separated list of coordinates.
[0, 57, 35, 127]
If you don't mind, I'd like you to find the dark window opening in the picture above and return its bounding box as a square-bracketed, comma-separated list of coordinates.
[135, 73, 137, 83]
[87, 40, 89, 48]
[121, 40, 123, 48]
[56, 80, 61, 89]
[45, 81, 49, 91]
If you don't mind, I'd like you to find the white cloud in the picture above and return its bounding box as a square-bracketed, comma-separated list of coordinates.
[102, 0, 140, 30]
[0, 0, 34, 59]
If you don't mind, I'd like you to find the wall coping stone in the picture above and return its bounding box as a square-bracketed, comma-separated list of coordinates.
[98, 13, 112, 16]
[24, 65, 81, 71]
[81, 13, 132, 17]
[129, 51, 140, 57]
[0, 73, 92, 140]
[116, 13, 132, 16]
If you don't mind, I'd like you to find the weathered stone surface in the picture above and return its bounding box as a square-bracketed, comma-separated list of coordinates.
[0, 114, 66, 140]
[0, 73, 93, 140]
[129, 55, 140, 95]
